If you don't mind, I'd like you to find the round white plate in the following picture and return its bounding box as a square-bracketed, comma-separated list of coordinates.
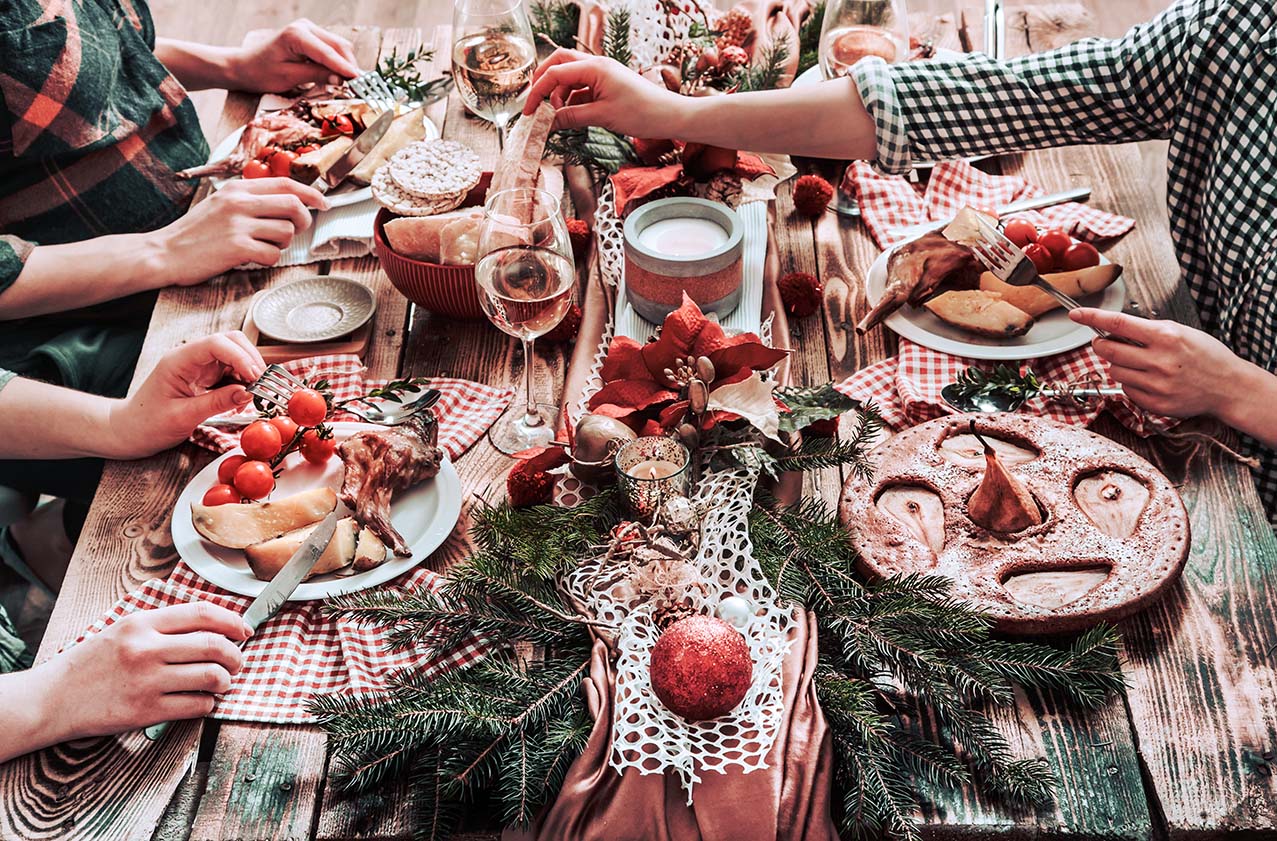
[865, 238, 1126, 361]
[172, 422, 461, 600]
[206, 112, 441, 208]
[253, 275, 377, 343]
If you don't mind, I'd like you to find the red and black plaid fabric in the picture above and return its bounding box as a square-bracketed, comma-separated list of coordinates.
[0, 0, 208, 291]
[66, 356, 513, 724]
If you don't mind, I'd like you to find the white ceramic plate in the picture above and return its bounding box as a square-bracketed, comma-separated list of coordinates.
[205, 113, 441, 208]
[253, 275, 377, 343]
[864, 237, 1126, 361]
[172, 422, 461, 600]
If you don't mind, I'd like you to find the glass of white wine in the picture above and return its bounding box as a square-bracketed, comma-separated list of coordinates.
[476, 188, 576, 454]
[818, 0, 909, 78]
[452, 0, 537, 150]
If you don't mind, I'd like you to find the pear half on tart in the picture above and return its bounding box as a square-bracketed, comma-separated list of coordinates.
[965, 420, 1043, 534]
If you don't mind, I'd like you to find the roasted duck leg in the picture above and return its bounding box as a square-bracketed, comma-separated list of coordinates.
[176, 112, 321, 180]
[856, 232, 982, 334]
[337, 415, 444, 556]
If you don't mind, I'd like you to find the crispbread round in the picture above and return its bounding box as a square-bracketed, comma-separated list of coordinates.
[387, 139, 481, 200]
[371, 166, 466, 217]
[839, 413, 1189, 634]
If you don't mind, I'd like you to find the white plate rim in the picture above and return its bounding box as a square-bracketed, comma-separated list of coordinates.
[172, 422, 461, 601]
[252, 275, 378, 344]
[205, 113, 441, 208]
[865, 236, 1126, 361]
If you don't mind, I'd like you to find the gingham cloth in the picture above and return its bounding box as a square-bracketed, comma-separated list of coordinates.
[67, 355, 512, 724]
[843, 158, 1135, 250]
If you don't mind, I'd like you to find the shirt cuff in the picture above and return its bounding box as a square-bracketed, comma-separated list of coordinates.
[0, 236, 35, 297]
[848, 56, 913, 175]
[0, 370, 14, 396]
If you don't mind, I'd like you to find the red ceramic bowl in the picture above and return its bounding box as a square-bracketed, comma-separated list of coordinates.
[373, 172, 492, 321]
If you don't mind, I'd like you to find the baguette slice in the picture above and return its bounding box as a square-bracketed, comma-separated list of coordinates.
[384, 207, 483, 261]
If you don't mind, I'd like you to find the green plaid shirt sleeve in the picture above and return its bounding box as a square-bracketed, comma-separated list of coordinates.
[0, 236, 35, 295]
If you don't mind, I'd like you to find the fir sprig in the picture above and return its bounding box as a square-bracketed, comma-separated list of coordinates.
[603, 8, 633, 68]
[797, 0, 827, 75]
[530, 0, 581, 49]
[734, 39, 791, 92]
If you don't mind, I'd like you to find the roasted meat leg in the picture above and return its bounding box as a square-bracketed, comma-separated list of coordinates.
[856, 232, 982, 334]
[176, 112, 321, 180]
[338, 415, 443, 556]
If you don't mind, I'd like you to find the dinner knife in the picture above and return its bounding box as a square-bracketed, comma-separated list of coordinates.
[143, 511, 340, 741]
[885, 187, 1094, 243]
[316, 104, 403, 192]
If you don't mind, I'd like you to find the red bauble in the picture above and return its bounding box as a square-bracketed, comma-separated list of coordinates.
[649, 615, 752, 721]
[778, 271, 823, 318]
[566, 218, 592, 257]
[543, 303, 583, 345]
[793, 174, 834, 218]
[507, 466, 554, 508]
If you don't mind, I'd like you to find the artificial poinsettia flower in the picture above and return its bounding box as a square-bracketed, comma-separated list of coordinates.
[587, 294, 789, 435]
[610, 146, 775, 217]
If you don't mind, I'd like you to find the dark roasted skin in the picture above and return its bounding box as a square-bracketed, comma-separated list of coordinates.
[856, 232, 982, 334]
[337, 415, 443, 556]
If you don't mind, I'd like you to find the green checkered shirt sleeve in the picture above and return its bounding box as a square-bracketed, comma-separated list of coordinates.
[850, 0, 1214, 166]
[0, 236, 34, 297]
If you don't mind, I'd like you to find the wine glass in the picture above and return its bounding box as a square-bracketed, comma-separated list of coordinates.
[818, 0, 910, 78]
[452, 0, 537, 150]
[476, 188, 576, 454]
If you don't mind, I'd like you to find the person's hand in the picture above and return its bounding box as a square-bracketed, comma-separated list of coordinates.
[106, 332, 266, 459]
[35, 602, 251, 741]
[524, 48, 689, 136]
[151, 179, 327, 286]
[1070, 308, 1253, 418]
[227, 19, 360, 93]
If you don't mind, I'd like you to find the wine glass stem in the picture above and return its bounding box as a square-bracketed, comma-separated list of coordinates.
[521, 338, 543, 428]
[496, 119, 507, 152]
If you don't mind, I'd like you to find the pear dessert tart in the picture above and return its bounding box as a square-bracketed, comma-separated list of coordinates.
[840, 413, 1190, 634]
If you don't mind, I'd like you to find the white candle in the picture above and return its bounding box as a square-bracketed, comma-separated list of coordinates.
[627, 458, 683, 480]
[638, 217, 729, 257]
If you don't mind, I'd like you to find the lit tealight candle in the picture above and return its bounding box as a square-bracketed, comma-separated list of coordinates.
[637, 217, 730, 257]
[627, 459, 683, 480]
[615, 436, 692, 516]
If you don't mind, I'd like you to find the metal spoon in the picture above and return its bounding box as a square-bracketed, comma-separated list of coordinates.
[344, 388, 442, 425]
[941, 382, 1124, 413]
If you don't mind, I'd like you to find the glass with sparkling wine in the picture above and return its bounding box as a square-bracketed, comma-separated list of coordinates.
[476, 188, 576, 454]
[452, 0, 537, 150]
[818, 0, 909, 78]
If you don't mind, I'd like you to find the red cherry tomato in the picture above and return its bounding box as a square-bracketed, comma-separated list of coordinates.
[294, 144, 320, 155]
[268, 149, 297, 178]
[1059, 241, 1101, 271]
[233, 460, 275, 500]
[217, 454, 248, 486]
[1003, 218, 1038, 248]
[202, 484, 241, 506]
[1037, 228, 1073, 262]
[332, 115, 354, 135]
[287, 388, 328, 427]
[268, 415, 300, 445]
[972, 206, 1000, 222]
[240, 420, 283, 462]
[1023, 243, 1055, 275]
[242, 159, 270, 179]
[299, 429, 337, 465]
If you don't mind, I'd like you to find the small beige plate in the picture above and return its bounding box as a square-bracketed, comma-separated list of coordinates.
[253, 276, 377, 343]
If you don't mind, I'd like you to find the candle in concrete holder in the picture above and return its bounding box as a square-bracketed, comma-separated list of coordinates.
[623, 197, 743, 323]
[615, 436, 691, 516]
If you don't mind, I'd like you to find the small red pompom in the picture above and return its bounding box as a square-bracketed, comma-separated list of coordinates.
[803, 417, 839, 438]
[649, 615, 752, 721]
[778, 271, 823, 318]
[792, 174, 834, 218]
[507, 465, 555, 508]
[566, 218, 591, 257]
[543, 302, 582, 344]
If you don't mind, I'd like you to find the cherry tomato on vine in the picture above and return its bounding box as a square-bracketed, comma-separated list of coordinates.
[217, 454, 248, 486]
[242, 160, 270, 179]
[972, 206, 1000, 222]
[1003, 219, 1038, 248]
[268, 415, 300, 445]
[267, 149, 297, 178]
[287, 389, 328, 427]
[1059, 241, 1101, 271]
[1037, 228, 1073, 262]
[240, 420, 283, 461]
[294, 144, 319, 155]
[331, 115, 354, 135]
[1023, 243, 1055, 275]
[233, 460, 275, 500]
[299, 429, 337, 465]
[202, 484, 241, 506]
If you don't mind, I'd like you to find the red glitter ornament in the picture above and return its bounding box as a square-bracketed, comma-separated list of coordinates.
[542, 303, 582, 344]
[566, 218, 591, 257]
[778, 271, 823, 318]
[792, 174, 834, 218]
[649, 615, 752, 721]
[719, 45, 748, 68]
[507, 466, 555, 508]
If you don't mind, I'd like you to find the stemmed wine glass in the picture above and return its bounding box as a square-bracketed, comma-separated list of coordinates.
[452, 0, 537, 150]
[476, 188, 576, 454]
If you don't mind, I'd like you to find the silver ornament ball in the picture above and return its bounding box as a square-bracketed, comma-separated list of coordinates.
[716, 596, 753, 629]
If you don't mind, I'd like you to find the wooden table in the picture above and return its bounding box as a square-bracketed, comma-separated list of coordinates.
[5, 12, 1277, 841]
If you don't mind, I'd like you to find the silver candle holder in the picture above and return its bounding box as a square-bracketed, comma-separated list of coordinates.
[614, 436, 692, 518]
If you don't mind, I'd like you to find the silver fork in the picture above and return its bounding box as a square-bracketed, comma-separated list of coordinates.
[348, 70, 401, 114]
[970, 214, 1126, 343]
[246, 364, 308, 412]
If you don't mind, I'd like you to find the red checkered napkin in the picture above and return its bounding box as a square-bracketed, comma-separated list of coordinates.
[843, 158, 1135, 249]
[838, 338, 1177, 437]
[65, 355, 512, 724]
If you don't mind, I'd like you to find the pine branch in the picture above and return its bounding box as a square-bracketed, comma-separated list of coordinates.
[797, 0, 826, 75]
[530, 0, 581, 49]
[735, 39, 791, 92]
[604, 8, 633, 67]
